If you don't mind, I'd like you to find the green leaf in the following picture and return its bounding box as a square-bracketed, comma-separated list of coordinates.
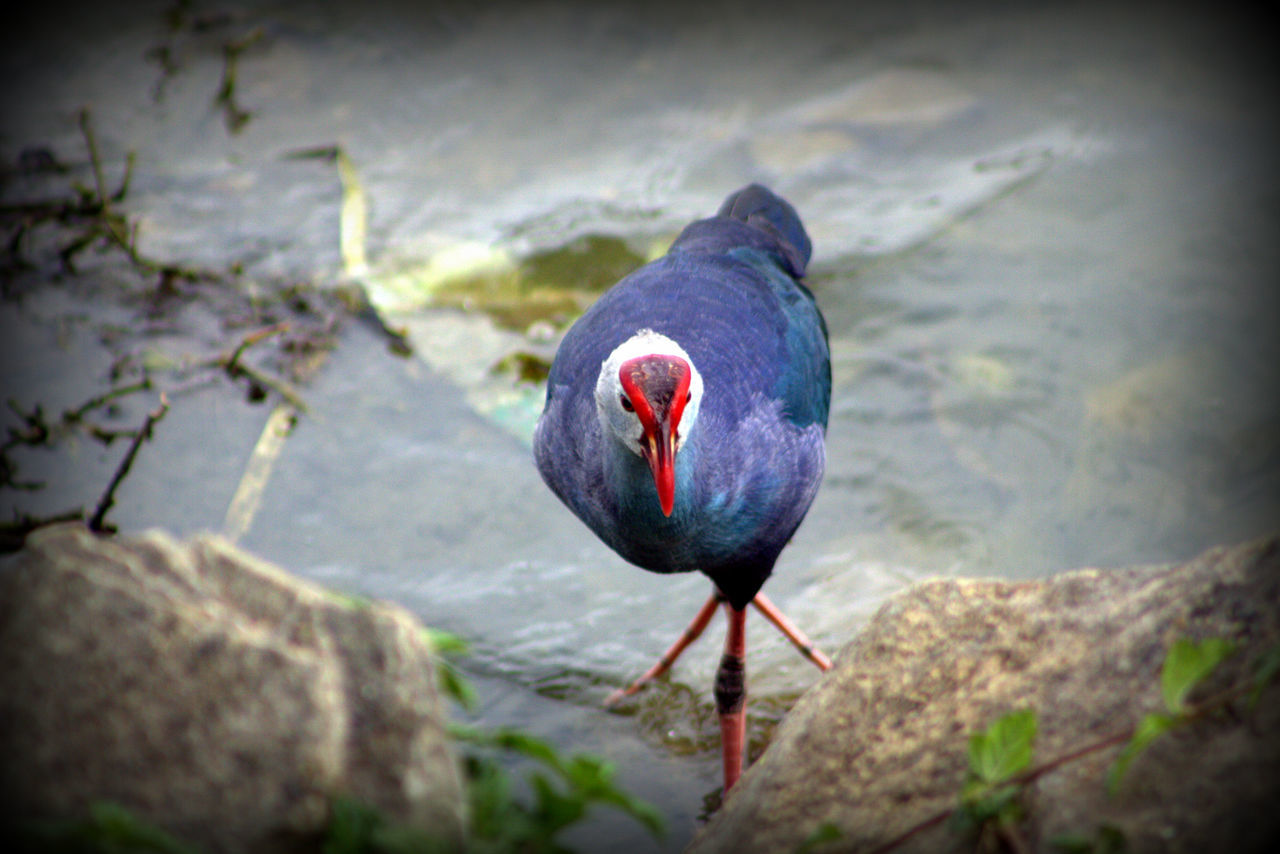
[796, 822, 843, 853]
[1161, 637, 1235, 714]
[18, 802, 205, 854]
[968, 708, 1038, 785]
[94, 802, 205, 854]
[1050, 823, 1127, 854]
[487, 728, 567, 770]
[562, 755, 665, 837]
[1249, 643, 1280, 710]
[435, 659, 478, 711]
[321, 797, 455, 854]
[322, 797, 382, 854]
[421, 627, 470, 657]
[960, 782, 1023, 827]
[1107, 711, 1176, 795]
[1049, 832, 1095, 853]
[448, 723, 665, 845]
[529, 771, 587, 836]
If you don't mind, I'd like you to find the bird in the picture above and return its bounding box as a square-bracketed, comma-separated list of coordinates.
[533, 184, 832, 793]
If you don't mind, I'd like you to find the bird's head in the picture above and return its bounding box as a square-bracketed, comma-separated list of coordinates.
[596, 330, 704, 517]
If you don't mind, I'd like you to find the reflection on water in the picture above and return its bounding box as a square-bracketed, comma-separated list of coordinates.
[2, 1, 1277, 849]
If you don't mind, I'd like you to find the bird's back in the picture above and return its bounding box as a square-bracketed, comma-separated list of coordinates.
[535, 185, 830, 607]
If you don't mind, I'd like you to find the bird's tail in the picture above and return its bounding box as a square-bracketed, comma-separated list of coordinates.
[717, 184, 812, 276]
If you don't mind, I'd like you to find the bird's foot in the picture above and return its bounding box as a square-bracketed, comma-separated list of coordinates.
[603, 591, 722, 707]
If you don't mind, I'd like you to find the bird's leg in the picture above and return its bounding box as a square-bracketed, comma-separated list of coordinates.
[750, 593, 833, 672]
[715, 603, 748, 792]
[603, 591, 723, 707]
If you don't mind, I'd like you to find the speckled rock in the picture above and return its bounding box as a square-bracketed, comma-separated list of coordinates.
[0, 523, 465, 853]
[687, 537, 1280, 854]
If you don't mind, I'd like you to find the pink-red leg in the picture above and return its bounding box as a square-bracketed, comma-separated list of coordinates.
[603, 591, 722, 707]
[715, 603, 748, 792]
[751, 592, 833, 671]
[604, 586, 831, 794]
[605, 589, 831, 706]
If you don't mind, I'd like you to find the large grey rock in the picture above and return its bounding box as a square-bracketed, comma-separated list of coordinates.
[0, 523, 466, 853]
[688, 537, 1280, 854]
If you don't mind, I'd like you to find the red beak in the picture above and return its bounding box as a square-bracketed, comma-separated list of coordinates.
[641, 423, 677, 517]
[619, 353, 692, 518]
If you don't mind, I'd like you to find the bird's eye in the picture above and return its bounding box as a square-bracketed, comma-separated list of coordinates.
[686, 391, 692, 403]
[620, 395, 635, 412]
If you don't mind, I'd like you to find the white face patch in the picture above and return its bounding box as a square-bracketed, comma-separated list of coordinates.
[595, 329, 704, 455]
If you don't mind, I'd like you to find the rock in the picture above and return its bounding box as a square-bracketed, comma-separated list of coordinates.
[688, 537, 1280, 854]
[0, 523, 466, 853]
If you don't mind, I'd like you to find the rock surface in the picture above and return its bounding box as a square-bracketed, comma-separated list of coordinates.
[688, 537, 1280, 854]
[0, 523, 465, 853]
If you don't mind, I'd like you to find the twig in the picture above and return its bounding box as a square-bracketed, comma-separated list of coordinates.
[228, 361, 307, 411]
[62, 378, 153, 423]
[866, 808, 952, 854]
[78, 108, 110, 211]
[209, 323, 308, 411]
[3, 399, 50, 449]
[0, 509, 86, 553]
[224, 321, 289, 369]
[87, 394, 170, 533]
[215, 27, 264, 133]
[65, 109, 210, 285]
[111, 151, 136, 203]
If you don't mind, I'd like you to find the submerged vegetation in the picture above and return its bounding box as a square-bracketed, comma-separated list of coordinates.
[0, 102, 352, 546]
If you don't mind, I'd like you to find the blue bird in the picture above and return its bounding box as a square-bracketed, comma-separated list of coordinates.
[534, 184, 832, 792]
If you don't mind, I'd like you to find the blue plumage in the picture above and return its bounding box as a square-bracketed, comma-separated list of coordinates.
[534, 184, 830, 609]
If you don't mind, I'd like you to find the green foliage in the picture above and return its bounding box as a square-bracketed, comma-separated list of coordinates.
[319, 630, 663, 854]
[17, 801, 203, 854]
[449, 724, 665, 853]
[1160, 637, 1234, 714]
[429, 630, 664, 849]
[1050, 823, 1127, 854]
[422, 626, 470, 658]
[1248, 643, 1280, 710]
[954, 708, 1038, 834]
[422, 627, 478, 711]
[1107, 636, 1235, 795]
[795, 821, 842, 853]
[1105, 712, 1176, 796]
[930, 633, 1269, 851]
[967, 708, 1037, 789]
[321, 798, 454, 854]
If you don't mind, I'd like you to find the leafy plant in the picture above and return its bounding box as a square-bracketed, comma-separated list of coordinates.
[795, 821, 842, 853]
[1248, 643, 1280, 710]
[16, 801, 202, 854]
[1160, 637, 1235, 714]
[321, 798, 452, 854]
[450, 724, 665, 853]
[392, 628, 664, 852]
[1049, 823, 1127, 854]
[1107, 637, 1235, 794]
[422, 626, 478, 711]
[317, 725, 663, 854]
[955, 707, 1038, 832]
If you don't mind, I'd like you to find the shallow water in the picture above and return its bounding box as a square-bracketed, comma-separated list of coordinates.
[3, 1, 1277, 849]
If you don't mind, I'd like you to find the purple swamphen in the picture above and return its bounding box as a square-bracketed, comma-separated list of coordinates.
[534, 184, 832, 793]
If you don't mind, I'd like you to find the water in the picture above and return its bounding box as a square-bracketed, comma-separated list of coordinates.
[3, 1, 1277, 850]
